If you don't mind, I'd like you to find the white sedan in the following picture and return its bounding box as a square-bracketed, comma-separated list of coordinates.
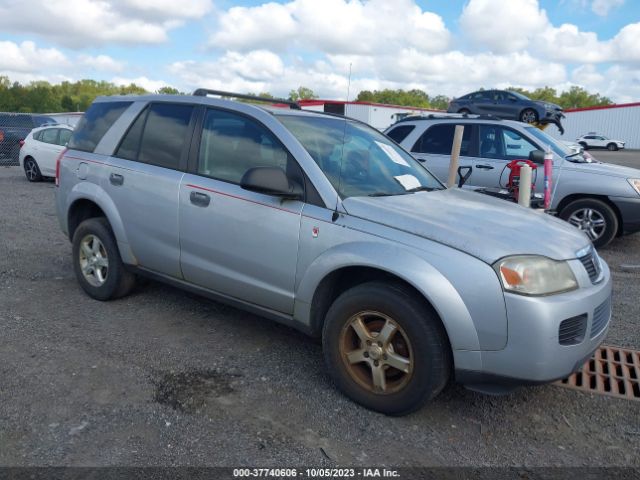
[19, 125, 74, 182]
[576, 134, 625, 151]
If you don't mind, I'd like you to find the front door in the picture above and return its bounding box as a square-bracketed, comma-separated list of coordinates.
[179, 108, 304, 314]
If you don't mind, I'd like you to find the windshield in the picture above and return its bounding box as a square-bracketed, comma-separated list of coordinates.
[524, 126, 575, 158]
[276, 114, 444, 198]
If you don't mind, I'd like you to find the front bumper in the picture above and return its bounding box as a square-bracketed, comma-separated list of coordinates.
[457, 258, 612, 386]
[610, 196, 640, 235]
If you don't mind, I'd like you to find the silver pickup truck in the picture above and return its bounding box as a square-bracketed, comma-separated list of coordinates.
[55, 91, 611, 415]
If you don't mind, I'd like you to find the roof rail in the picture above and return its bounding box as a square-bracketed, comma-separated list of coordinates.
[192, 89, 301, 110]
[395, 112, 504, 123]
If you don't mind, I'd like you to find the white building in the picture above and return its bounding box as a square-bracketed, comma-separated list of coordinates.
[298, 99, 440, 131]
[545, 102, 640, 149]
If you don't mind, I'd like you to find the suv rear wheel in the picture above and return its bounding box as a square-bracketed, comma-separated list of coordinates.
[72, 217, 136, 300]
[559, 198, 618, 248]
[322, 282, 451, 415]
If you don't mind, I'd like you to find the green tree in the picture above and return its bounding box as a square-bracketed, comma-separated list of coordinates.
[156, 86, 180, 95]
[288, 86, 317, 101]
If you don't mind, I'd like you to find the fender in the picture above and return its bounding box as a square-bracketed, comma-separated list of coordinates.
[294, 241, 482, 351]
[66, 182, 137, 265]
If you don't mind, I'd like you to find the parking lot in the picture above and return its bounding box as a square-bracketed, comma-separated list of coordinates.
[1, 150, 639, 467]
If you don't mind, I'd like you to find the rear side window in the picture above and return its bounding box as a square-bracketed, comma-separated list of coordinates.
[40, 128, 59, 144]
[59, 129, 72, 146]
[116, 103, 194, 170]
[198, 108, 300, 186]
[412, 124, 472, 155]
[68, 101, 131, 153]
[386, 125, 415, 144]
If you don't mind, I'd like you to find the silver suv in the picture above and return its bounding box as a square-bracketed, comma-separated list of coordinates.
[56, 91, 612, 415]
[386, 115, 640, 247]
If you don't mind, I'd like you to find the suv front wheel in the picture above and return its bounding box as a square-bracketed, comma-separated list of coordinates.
[72, 217, 136, 300]
[559, 198, 618, 248]
[322, 282, 451, 415]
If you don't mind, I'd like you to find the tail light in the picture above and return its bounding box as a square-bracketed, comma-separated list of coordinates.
[19, 139, 25, 148]
[55, 148, 67, 187]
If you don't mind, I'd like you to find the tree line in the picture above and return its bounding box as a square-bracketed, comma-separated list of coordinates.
[0, 76, 614, 113]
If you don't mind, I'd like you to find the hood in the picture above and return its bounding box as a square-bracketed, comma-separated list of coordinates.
[565, 159, 640, 178]
[342, 188, 590, 264]
[534, 100, 563, 112]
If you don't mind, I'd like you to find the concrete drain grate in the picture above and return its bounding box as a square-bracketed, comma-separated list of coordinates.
[556, 345, 640, 401]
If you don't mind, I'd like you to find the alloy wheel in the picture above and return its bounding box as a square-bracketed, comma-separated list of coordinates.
[339, 311, 414, 395]
[78, 234, 109, 287]
[568, 208, 606, 241]
[25, 159, 38, 181]
[521, 110, 537, 123]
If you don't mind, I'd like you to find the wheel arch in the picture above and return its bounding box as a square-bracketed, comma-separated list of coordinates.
[65, 184, 136, 264]
[556, 193, 623, 236]
[295, 243, 481, 352]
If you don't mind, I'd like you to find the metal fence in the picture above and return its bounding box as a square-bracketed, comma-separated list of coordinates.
[0, 112, 36, 166]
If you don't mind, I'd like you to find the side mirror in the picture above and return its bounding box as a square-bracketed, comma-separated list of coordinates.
[528, 149, 545, 164]
[240, 166, 303, 199]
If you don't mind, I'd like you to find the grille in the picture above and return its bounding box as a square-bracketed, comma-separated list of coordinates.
[578, 250, 601, 283]
[558, 314, 587, 345]
[591, 297, 611, 338]
[556, 346, 640, 401]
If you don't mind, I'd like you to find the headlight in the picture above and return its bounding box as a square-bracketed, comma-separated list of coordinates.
[628, 178, 640, 195]
[494, 256, 578, 296]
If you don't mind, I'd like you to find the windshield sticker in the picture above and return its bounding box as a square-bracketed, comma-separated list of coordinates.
[394, 174, 421, 191]
[375, 141, 410, 167]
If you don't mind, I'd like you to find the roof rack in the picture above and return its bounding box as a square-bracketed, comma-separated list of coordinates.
[395, 112, 504, 123]
[192, 89, 301, 110]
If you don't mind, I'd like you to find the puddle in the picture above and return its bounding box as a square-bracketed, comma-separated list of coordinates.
[153, 369, 240, 413]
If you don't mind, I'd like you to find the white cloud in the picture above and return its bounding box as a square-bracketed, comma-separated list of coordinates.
[0, 41, 69, 73]
[111, 76, 172, 92]
[78, 55, 125, 73]
[591, 0, 624, 16]
[0, 0, 213, 48]
[211, 0, 450, 55]
[460, 0, 549, 53]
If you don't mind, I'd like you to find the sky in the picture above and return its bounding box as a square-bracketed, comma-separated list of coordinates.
[0, 0, 639, 102]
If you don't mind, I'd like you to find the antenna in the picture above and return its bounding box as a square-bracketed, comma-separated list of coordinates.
[332, 62, 352, 222]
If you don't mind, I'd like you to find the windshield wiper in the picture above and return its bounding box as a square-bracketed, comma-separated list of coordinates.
[406, 186, 439, 193]
[368, 191, 409, 197]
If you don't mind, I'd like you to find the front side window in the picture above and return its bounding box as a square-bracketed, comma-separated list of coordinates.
[502, 128, 538, 158]
[198, 109, 301, 186]
[277, 114, 443, 199]
[412, 124, 472, 155]
[68, 101, 131, 153]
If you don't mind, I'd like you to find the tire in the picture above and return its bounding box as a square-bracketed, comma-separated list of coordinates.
[72, 217, 136, 301]
[322, 281, 451, 416]
[519, 108, 539, 124]
[579, 142, 588, 150]
[23, 157, 43, 182]
[458, 108, 471, 115]
[559, 198, 618, 248]
[607, 143, 618, 151]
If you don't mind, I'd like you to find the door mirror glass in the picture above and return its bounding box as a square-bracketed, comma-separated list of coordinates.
[240, 166, 303, 199]
[528, 149, 545, 164]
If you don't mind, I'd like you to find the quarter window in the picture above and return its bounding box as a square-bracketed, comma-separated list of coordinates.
[68, 101, 131, 153]
[58, 129, 72, 146]
[412, 124, 472, 155]
[198, 109, 300, 186]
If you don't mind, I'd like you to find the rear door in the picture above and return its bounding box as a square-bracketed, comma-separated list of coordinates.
[106, 102, 196, 278]
[410, 123, 476, 185]
[470, 125, 541, 189]
[179, 107, 304, 314]
[36, 128, 66, 175]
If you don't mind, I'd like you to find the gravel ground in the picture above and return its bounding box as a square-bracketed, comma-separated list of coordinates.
[0, 163, 639, 468]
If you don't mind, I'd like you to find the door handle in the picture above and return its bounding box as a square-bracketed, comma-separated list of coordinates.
[109, 173, 124, 186]
[476, 164, 494, 170]
[190, 191, 211, 207]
